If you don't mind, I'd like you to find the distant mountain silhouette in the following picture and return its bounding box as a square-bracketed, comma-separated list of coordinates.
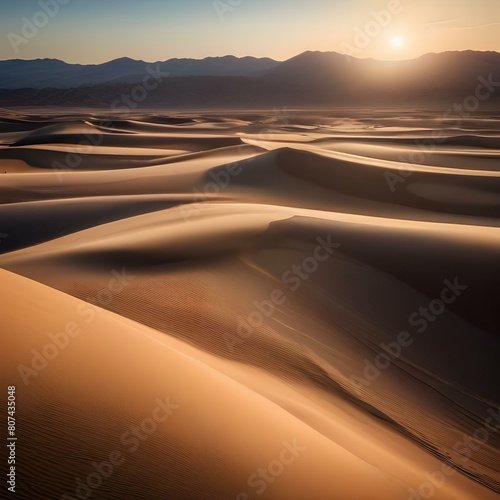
[0, 55, 280, 89]
[1, 50, 499, 107]
[264, 50, 500, 103]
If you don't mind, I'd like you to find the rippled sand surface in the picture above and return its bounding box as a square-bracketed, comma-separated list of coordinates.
[1, 109, 499, 499]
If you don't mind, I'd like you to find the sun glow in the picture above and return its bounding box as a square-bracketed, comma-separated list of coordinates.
[391, 36, 404, 47]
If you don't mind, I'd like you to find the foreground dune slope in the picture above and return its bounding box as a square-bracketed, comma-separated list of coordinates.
[1, 268, 497, 500]
[1, 269, 410, 500]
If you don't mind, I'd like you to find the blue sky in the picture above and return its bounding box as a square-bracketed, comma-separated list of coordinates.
[1, 0, 499, 63]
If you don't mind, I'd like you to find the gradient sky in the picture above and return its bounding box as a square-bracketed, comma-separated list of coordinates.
[1, 0, 499, 63]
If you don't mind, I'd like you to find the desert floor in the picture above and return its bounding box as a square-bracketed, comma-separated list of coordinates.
[1, 108, 499, 499]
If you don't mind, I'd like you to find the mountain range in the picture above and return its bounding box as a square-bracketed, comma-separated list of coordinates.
[1, 50, 499, 107]
[0, 55, 280, 89]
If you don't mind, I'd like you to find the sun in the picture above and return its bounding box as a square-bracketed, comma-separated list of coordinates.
[391, 36, 404, 48]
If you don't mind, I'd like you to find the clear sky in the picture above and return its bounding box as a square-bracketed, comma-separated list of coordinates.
[1, 0, 499, 63]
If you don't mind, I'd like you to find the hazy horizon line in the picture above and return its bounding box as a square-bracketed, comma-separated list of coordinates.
[2, 48, 499, 66]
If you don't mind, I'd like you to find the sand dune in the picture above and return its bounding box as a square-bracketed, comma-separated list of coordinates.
[1, 110, 499, 499]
